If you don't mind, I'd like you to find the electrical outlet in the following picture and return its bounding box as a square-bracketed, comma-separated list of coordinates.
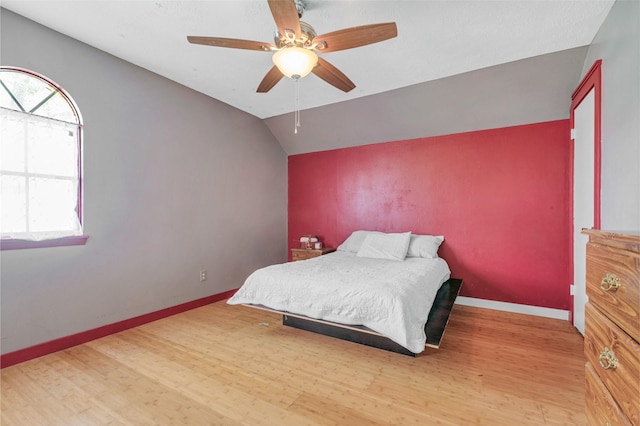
[199, 270, 207, 282]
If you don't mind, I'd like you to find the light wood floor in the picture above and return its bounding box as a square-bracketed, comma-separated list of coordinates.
[1, 301, 586, 425]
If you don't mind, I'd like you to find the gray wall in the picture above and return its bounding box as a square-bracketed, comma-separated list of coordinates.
[266, 47, 588, 155]
[582, 0, 640, 231]
[0, 10, 288, 354]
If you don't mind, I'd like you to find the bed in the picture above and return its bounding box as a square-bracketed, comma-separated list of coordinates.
[227, 231, 462, 356]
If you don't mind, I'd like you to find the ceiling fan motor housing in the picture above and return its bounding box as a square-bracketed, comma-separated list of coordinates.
[274, 21, 317, 48]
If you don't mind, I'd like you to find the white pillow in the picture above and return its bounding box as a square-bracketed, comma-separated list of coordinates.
[356, 232, 412, 261]
[406, 234, 444, 259]
[337, 230, 383, 253]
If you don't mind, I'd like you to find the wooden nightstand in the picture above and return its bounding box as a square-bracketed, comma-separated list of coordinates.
[291, 247, 336, 261]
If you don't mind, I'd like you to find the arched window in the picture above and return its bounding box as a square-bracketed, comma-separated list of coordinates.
[1, 67, 86, 248]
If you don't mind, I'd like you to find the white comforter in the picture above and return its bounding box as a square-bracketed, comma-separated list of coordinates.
[227, 251, 451, 353]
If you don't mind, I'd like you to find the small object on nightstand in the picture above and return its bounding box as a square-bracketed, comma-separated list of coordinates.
[291, 247, 335, 262]
[299, 235, 318, 249]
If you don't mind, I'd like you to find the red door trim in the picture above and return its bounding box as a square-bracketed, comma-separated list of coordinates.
[568, 59, 602, 325]
[571, 59, 602, 229]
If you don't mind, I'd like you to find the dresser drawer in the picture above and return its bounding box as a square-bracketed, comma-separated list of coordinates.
[585, 303, 640, 424]
[586, 242, 640, 342]
[586, 361, 633, 426]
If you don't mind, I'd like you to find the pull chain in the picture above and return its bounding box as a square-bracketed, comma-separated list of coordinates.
[294, 75, 301, 134]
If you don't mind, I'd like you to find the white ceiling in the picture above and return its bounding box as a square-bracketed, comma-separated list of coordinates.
[2, 0, 614, 120]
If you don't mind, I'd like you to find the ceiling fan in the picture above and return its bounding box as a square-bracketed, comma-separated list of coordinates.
[187, 0, 398, 93]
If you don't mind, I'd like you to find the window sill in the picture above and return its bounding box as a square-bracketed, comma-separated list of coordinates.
[1, 235, 89, 251]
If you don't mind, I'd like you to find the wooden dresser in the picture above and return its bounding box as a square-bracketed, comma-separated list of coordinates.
[582, 229, 640, 425]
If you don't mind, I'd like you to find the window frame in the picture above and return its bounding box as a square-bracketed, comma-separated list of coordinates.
[0, 66, 88, 250]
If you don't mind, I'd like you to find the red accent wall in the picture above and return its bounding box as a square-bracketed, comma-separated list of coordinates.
[289, 120, 572, 310]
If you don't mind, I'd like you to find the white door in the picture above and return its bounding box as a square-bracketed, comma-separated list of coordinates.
[572, 88, 595, 335]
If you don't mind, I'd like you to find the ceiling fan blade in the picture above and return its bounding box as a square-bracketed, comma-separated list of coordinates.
[187, 36, 275, 51]
[257, 66, 284, 93]
[312, 57, 355, 93]
[312, 22, 397, 53]
[268, 0, 301, 40]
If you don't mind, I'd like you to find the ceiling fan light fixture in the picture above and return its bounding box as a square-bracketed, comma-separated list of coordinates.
[272, 46, 318, 79]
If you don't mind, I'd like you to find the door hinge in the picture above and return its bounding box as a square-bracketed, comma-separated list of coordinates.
[570, 128, 575, 140]
[569, 284, 575, 296]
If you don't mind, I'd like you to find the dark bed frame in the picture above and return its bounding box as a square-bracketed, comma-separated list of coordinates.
[245, 278, 462, 357]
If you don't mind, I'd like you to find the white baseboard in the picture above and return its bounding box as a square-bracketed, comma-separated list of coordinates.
[455, 296, 570, 321]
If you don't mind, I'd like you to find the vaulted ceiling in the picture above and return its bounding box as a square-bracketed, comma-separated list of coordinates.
[2, 1, 615, 153]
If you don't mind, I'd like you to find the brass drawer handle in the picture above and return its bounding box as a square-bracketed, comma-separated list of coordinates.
[599, 347, 618, 370]
[600, 273, 620, 292]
